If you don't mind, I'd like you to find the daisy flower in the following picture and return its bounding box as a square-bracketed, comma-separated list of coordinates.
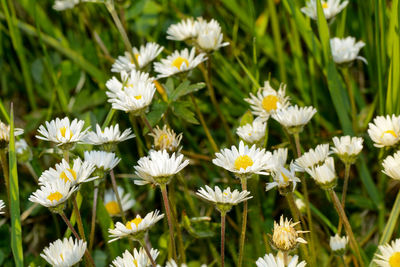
[38, 158, 97, 186]
[294, 144, 330, 171]
[244, 81, 290, 120]
[368, 115, 400, 148]
[112, 248, 159, 267]
[301, 0, 348, 20]
[106, 70, 156, 114]
[84, 151, 120, 172]
[330, 234, 349, 255]
[104, 186, 135, 217]
[149, 125, 183, 152]
[108, 210, 164, 242]
[134, 150, 189, 186]
[111, 42, 164, 73]
[166, 18, 197, 41]
[272, 105, 317, 134]
[0, 199, 5, 215]
[265, 163, 301, 195]
[29, 179, 77, 210]
[268, 148, 289, 173]
[196, 185, 252, 213]
[195, 18, 229, 52]
[84, 124, 135, 148]
[305, 157, 337, 189]
[256, 253, 306, 267]
[41, 237, 86, 267]
[0, 120, 24, 149]
[331, 136, 363, 164]
[154, 48, 207, 79]
[382, 151, 400, 180]
[53, 0, 79, 11]
[212, 140, 272, 178]
[330, 37, 366, 64]
[374, 238, 400, 267]
[272, 215, 308, 252]
[36, 117, 89, 149]
[236, 117, 267, 145]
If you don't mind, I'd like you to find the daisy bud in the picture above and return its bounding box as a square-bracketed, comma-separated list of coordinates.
[331, 136, 363, 165]
[271, 215, 308, 252]
[330, 234, 349, 255]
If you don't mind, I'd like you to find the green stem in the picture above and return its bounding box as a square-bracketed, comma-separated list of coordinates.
[238, 178, 248, 267]
[379, 189, 400, 244]
[160, 183, 177, 261]
[141, 114, 154, 134]
[168, 179, 185, 264]
[129, 113, 145, 157]
[220, 212, 226, 267]
[0, 150, 10, 205]
[109, 169, 127, 223]
[139, 239, 157, 267]
[89, 183, 99, 252]
[24, 162, 38, 182]
[338, 163, 351, 234]
[63, 150, 69, 164]
[342, 68, 357, 132]
[72, 194, 86, 242]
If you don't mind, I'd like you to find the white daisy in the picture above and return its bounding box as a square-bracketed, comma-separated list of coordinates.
[149, 125, 183, 152]
[40, 237, 86, 267]
[301, 0, 348, 20]
[111, 42, 164, 73]
[382, 151, 400, 180]
[106, 70, 156, 114]
[244, 81, 290, 120]
[265, 163, 301, 194]
[256, 253, 306, 267]
[329, 234, 349, 254]
[236, 117, 267, 145]
[53, 0, 79, 11]
[134, 150, 189, 186]
[84, 151, 120, 172]
[29, 179, 77, 209]
[154, 48, 207, 79]
[330, 37, 366, 64]
[272, 215, 308, 252]
[84, 124, 135, 147]
[272, 105, 317, 133]
[375, 238, 400, 267]
[294, 144, 330, 172]
[108, 210, 164, 242]
[38, 158, 97, 186]
[0, 120, 24, 148]
[0, 199, 5, 214]
[368, 115, 400, 148]
[36, 117, 89, 148]
[112, 248, 159, 267]
[269, 148, 289, 172]
[196, 185, 252, 213]
[195, 18, 229, 52]
[212, 140, 272, 178]
[305, 157, 337, 189]
[166, 18, 197, 41]
[331, 136, 363, 164]
[104, 186, 135, 217]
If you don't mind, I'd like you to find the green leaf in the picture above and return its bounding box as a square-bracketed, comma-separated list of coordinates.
[144, 100, 169, 134]
[182, 214, 216, 239]
[170, 81, 206, 102]
[171, 101, 199, 124]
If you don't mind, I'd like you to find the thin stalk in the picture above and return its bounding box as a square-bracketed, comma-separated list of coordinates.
[0, 150, 10, 204]
[168, 179, 185, 264]
[283, 251, 289, 266]
[139, 239, 157, 267]
[109, 170, 127, 223]
[189, 94, 218, 153]
[63, 150, 69, 164]
[238, 177, 248, 267]
[89, 184, 99, 252]
[328, 189, 363, 267]
[129, 114, 145, 157]
[342, 68, 357, 132]
[141, 114, 154, 134]
[338, 163, 351, 234]
[60, 212, 95, 267]
[220, 212, 226, 267]
[72, 194, 86, 241]
[24, 162, 38, 182]
[160, 183, 177, 261]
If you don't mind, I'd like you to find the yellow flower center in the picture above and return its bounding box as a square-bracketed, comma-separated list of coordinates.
[134, 95, 142, 100]
[47, 191, 63, 202]
[171, 57, 189, 70]
[158, 133, 172, 146]
[234, 155, 253, 170]
[389, 252, 400, 267]
[105, 201, 121, 216]
[60, 168, 77, 183]
[281, 172, 290, 182]
[261, 95, 279, 112]
[381, 130, 398, 138]
[322, 2, 328, 8]
[60, 127, 73, 139]
[126, 217, 142, 229]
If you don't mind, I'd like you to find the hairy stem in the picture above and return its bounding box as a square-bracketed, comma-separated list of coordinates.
[160, 183, 177, 261]
[221, 212, 226, 267]
[72, 194, 86, 242]
[141, 114, 154, 134]
[238, 178, 248, 267]
[338, 163, 351, 234]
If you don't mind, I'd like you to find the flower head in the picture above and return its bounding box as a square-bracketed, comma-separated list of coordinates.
[331, 136, 363, 164]
[53, 0, 79, 11]
[331, 37, 366, 64]
[236, 117, 267, 145]
[269, 148, 289, 172]
[0, 120, 24, 149]
[111, 248, 159, 267]
[382, 151, 400, 180]
[84, 124, 135, 149]
[134, 150, 189, 186]
[106, 71, 156, 115]
[167, 18, 198, 41]
[195, 18, 229, 52]
[256, 253, 306, 267]
[305, 157, 337, 189]
[266, 163, 301, 195]
[368, 115, 400, 148]
[154, 48, 207, 79]
[108, 210, 164, 242]
[84, 151, 120, 172]
[196, 185, 252, 213]
[149, 125, 183, 152]
[374, 238, 400, 267]
[272, 105, 317, 134]
[36, 117, 89, 149]
[104, 186, 135, 217]
[41, 237, 86, 267]
[245, 81, 290, 120]
[330, 234, 349, 255]
[272, 215, 308, 251]
[0, 199, 5, 215]
[294, 144, 330, 172]
[301, 0, 348, 20]
[212, 141, 272, 178]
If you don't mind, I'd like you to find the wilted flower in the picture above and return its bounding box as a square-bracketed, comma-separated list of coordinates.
[41, 237, 86, 267]
[149, 125, 182, 152]
[272, 215, 308, 251]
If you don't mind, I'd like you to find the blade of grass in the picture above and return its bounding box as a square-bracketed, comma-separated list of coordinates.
[8, 104, 24, 267]
[374, 0, 385, 114]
